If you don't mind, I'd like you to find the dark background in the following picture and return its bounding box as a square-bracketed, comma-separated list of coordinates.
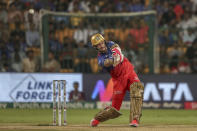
[83, 74, 197, 102]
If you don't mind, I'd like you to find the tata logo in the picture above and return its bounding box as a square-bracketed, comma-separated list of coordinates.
[144, 82, 193, 102]
[9, 75, 53, 102]
[92, 80, 193, 102]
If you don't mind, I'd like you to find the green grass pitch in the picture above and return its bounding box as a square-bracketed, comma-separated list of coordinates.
[0, 109, 197, 131]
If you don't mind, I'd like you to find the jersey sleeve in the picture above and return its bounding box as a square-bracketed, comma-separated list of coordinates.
[107, 41, 116, 48]
[98, 55, 105, 67]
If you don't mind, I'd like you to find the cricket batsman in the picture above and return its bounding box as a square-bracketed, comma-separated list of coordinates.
[90, 33, 144, 127]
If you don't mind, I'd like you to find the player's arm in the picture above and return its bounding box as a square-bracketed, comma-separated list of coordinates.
[98, 43, 124, 68]
[110, 44, 119, 49]
[98, 56, 114, 68]
[104, 58, 114, 67]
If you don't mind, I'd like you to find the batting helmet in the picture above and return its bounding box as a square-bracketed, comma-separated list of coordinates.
[91, 33, 105, 47]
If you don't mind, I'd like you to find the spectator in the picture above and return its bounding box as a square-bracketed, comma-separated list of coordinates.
[7, 3, 23, 24]
[24, 8, 40, 30]
[182, 28, 196, 46]
[160, 4, 176, 26]
[55, 0, 69, 12]
[42, 51, 61, 72]
[186, 38, 197, 60]
[128, 0, 145, 12]
[173, 3, 184, 19]
[73, 41, 92, 73]
[74, 57, 92, 73]
[69, 1, 83, 27]
[191, 58, 197, 73]
[0, 0, 197, 75]
[118, 23, 130, 46]
[10, 22, 25, 41]
[160, 63, 170, 74]
[1, 63, 13, 72]
[177, 57, 191, 73]
[69, 82, 85, 102]
[88, 23, 104, 39]
[74, 41, 88, 58]
[25, 23, 40, 47]
[68, 0, 80, 12]
[60, 37, 75, 70]
[89, 2, 99, 13]
[167, 44, 184, 59]
[0, 2, 8, 24]
[22, 50, 37, 72]
[130, 19, 149, 45]
[49, 31, 63, 54]
[122, 34, 138, 68]
[176, 13, 197, 32]
[73, 21, 88, 44]
[0, 51, 10, 70]
[80, 0, 91, 13]
[10, 42, 25, 72]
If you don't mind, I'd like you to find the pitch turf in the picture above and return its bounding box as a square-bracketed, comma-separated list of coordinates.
[0, 109, 197, 131]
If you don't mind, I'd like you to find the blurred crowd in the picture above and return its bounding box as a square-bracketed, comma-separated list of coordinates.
[0, 0, 197, 74]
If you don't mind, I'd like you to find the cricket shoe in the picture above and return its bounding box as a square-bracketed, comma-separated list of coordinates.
[90, 119, 99, 127]
[129, 119, 139, 127]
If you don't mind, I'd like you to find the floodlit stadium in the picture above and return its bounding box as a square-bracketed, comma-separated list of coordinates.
[0, 0, 197, 131]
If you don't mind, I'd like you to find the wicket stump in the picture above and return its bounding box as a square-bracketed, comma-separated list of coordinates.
[53, 80, 67, 126]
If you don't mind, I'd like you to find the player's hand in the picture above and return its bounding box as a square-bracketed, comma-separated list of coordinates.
[113, 54, 120, 67]
[112, 47, 124, 67]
